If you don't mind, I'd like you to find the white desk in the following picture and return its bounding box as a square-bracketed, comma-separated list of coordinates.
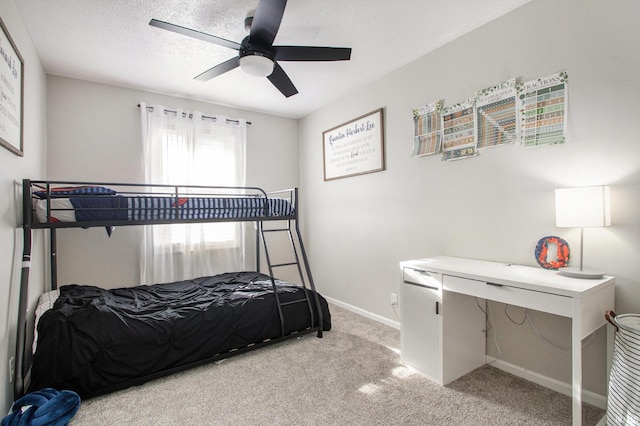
[400, 256, 615, 426]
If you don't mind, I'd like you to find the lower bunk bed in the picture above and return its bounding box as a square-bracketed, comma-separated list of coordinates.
[30, 271, 331, 399]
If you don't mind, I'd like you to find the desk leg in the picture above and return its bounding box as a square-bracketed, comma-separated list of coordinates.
[572, 317, 582, 426]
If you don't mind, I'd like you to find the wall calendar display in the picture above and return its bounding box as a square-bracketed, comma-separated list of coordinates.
[441, 99, 477, 161]
[410, 71, 568, 161]
[412, 100, 442, 157]
[518, 71, 568, 147]
[475, 79, 517, 149]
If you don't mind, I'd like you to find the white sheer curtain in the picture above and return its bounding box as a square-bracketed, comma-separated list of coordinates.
[139, 102, 247, 284]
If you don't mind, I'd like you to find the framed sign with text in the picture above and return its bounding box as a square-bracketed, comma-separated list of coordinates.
[0, 16, 24, 156]
[322, 108, 384, 181]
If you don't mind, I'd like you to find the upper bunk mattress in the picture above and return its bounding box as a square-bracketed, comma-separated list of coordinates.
[35, 195, 295, 223]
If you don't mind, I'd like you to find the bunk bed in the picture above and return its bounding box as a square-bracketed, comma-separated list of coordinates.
[15, 179, 330, 400]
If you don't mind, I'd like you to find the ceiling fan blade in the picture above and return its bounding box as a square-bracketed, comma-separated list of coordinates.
[267, 62, 298, 97]
[274, 46, 352, 61]
[194, 57, 240, 81]
[249, 0, 287, 47]
[149, 19, 241, 51]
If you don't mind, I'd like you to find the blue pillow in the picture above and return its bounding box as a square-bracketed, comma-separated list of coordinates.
[2, 388, 81, 426]
[34, 186, 116, 199]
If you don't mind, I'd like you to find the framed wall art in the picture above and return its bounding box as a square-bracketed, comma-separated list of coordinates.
[322, 108, 385, 181]
[0, 16, 24, 156]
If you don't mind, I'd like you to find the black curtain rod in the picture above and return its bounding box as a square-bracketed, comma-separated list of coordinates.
[137, 104, 251, 125]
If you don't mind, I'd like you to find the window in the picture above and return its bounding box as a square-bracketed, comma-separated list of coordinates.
[158, 126, 237, 249]
[139, 104, 247, 283]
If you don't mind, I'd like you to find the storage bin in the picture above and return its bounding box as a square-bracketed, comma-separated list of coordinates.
[605, 311, 640, 426]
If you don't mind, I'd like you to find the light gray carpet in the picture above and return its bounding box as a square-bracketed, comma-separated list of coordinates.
[70, 304, 605, 425]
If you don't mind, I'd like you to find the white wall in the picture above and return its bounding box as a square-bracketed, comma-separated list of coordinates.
[0, 0, 47, 414]
[46, 76, 300, 288]
[299, 0, 640, 396]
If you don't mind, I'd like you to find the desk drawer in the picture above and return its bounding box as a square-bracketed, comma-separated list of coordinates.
[443, 275, 572, 317]
[403, 267, 441, 290]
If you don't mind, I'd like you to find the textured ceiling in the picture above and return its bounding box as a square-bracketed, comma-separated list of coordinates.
[15, 0, 530, 119]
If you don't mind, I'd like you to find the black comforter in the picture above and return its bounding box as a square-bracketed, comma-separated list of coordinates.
[30, 272, 331, 398]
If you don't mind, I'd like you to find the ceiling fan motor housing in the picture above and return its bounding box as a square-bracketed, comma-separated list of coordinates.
[238, 36, 275, 77]
[239, 36, 274, 61]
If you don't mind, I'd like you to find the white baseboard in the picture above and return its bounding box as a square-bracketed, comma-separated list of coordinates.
[486, 356, 607, 410]
[324, 296, 400, 330]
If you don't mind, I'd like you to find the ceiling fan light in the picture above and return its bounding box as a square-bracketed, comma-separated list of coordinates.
[239, 54, 274, 77]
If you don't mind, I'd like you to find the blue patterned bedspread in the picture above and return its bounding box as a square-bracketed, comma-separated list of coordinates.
[69, 196, 294, 222]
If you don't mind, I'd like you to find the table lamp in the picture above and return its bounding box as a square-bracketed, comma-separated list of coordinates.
[555, 185, 610, 278]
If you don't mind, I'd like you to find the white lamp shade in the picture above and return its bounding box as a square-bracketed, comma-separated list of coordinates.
[555, 186, 611, 228]
[238, 54, 274, 77]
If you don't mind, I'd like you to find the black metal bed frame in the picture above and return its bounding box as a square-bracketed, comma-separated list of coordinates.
[14, 179, 323, 399]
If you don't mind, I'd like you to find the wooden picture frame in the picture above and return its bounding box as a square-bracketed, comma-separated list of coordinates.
[323, 108, 385, 181]
[0, 16, 24, 157]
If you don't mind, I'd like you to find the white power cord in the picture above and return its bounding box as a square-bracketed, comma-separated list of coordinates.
[505, 304, 596, 353]
[477, 301, 596, 358]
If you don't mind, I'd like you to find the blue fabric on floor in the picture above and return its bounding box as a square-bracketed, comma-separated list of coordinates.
[2, 388, 81, 426]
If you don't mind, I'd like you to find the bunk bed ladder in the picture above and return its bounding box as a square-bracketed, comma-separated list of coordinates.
[258, 213, 323, 338]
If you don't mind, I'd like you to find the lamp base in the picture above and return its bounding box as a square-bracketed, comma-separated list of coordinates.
[557, 266, 604, 279]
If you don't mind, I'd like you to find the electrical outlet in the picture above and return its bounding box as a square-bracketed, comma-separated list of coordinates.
[9, 357, 15, 383]
[390, 293, 398, 306]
